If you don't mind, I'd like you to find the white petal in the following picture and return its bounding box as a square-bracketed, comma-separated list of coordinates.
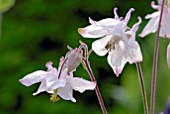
[107, 41, 126, 66]
[67, 76, 96, 93]
[19, 70, 47, 87]
[97, 18, 121, 26]
[108, 56, 127, 77]
[33, 80, 48, 95]
[107, 41, 127, 76]
[49, 79, 66, 91]
[139, 14, 159, 37]
[78, 25, 106, 38]
[145, 11, 160, 19]
[92, 35, 112, 56]
[160, 12, 170, 37]
[58, 83, 76, 102]
[127, 42, 143, 63]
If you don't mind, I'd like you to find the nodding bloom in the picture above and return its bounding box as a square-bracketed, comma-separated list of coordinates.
[139, 0, 170, 38]
[19, 48, 96, 102]
[78, 8, 143, 77]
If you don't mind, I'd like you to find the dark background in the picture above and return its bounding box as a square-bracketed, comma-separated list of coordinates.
[0, 0, 170, 114]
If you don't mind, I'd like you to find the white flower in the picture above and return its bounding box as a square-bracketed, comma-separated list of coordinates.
[139, 0, 170, 38]
[19, 61, 96, 102]
[78, 8, 142, 76]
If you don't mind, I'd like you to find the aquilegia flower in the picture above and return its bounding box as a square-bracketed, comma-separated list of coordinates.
[140, 0, 170, 69]
[78, 8, 143, 76]
[19, 49, 96, 102]
[139, 0, 170, 38]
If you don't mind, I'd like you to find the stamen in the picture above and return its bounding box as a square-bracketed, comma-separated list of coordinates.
[50, 89, 60, 103]
[105, 36, 121, 50]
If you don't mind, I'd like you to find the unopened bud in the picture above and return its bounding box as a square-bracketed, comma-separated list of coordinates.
[67, 48, 83, 72]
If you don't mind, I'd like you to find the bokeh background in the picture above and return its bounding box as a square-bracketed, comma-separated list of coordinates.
[0, 0, 170, 114]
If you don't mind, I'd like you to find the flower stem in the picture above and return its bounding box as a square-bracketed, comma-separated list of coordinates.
[150, 0, 165, 114]
[82, 58, 107, 114]
[136, 62, 149, 114]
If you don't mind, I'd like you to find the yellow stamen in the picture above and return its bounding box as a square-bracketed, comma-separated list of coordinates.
[50, 89, 60, 103]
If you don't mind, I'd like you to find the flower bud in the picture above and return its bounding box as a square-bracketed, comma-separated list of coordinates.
[67, 48, 83, 72]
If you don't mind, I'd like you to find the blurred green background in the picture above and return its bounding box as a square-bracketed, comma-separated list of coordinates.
[0, 0, 170, 114]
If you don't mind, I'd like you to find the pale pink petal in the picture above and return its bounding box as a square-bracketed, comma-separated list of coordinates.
[108, 57, 127, 77]
[167, 43, 170, 68]
[113, 7, 119, 20]
[78, 25, 106, 38]
[151, 1, 160, 9]
[139, 15, 159, 37]
[145, 11, 160, 19]
[33, 81, 48, 95]
[92, 35, 112, 56]
[67, 76, 96, 93]
[19, 70, 47, 87]
[88, 17, 97, 25]
[107, 41, 126, 66]
[58, 83, 76, 102]
[127, 42, 143, 64]
[67, 48, 82, 72]
[123, 8, 135, 24]
[97, 18, 120, 26]
[160, 13, 170, 37]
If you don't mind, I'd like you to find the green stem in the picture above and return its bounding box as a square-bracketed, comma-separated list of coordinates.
[150, 0, 165, 114]
[82, 58, 107, 114]
[136, 63, 149, 114]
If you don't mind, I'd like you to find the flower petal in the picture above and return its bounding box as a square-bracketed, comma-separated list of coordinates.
[108, 55, 127, 77]
[78, 25, 106, 38]
[33, 80, 48, 95]
[107, 41, 126, 66]
[127, 42, 143, 63]
[107, 41, 127, 76]
[67, 76, 96, 93]
[58, 82, 76, 102]
[139, 14, 159, 37]
[19, 70, 47, 87]
[92, 35, 113, 56]
[160, 13, 170, 37]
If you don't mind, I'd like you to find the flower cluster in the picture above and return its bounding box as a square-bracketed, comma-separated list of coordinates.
[19, 0, 170, 114]
[78, 8, 143, 76]
[19, 47, 96, 102]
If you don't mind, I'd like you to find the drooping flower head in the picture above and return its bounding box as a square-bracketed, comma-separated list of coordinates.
[139, 0, 170, 38]
[78, 8, 143, 76]
[19, 46, 96, 102]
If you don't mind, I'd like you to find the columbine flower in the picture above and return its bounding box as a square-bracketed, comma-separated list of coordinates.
[167, 43, 170, 68]
[19, 60, 96, 102]
[139, 0, 170, 38]
[78, 8, 142, 76]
